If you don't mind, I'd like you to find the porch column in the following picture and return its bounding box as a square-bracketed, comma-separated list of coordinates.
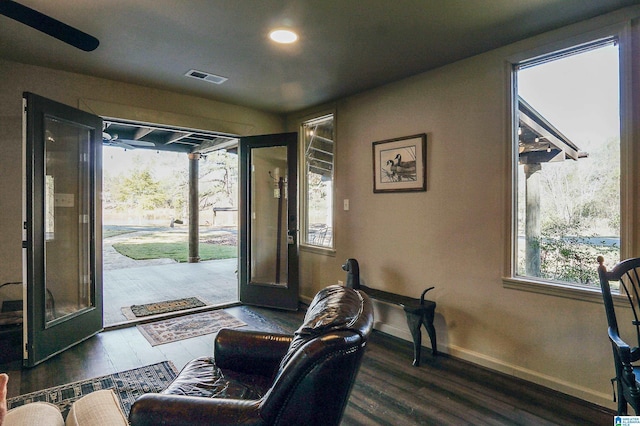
[188, 153, 200, 263]
[524, 163, 541, 277]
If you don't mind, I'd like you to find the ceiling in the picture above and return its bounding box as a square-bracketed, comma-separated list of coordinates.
[1, 0, 638, 116]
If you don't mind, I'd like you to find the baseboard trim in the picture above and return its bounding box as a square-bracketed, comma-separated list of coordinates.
[301, 292, 614, 409]
[373, 321, 613, 409]
[445, 344, 613, 409]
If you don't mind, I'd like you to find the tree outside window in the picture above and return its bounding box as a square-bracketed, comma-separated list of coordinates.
[514, 40, 620, 287]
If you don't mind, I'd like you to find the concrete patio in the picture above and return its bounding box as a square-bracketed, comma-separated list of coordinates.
[103, 227, 238, 327]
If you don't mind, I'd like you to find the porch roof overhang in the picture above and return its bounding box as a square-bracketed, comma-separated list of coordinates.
[517, 96, 586, 165]
[304, 117, 334, 179]
[102, 119, 238, 155]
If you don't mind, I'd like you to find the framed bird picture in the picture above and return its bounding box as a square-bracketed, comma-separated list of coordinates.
[372, 133, 426, 193]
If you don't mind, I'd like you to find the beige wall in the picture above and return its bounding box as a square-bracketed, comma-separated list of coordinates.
[290, 7, 640, 408]
[2, 5, 639, 411]
[0, 59, 284, 302]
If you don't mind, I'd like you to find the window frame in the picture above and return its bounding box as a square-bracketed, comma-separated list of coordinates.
[504, 20, 637, 299]
[299, 112, 336, 252]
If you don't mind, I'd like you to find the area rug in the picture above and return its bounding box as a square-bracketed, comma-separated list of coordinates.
[6, 361, 177, 420]
[121, 296, 209, 320]
[137, 310, 246, 346]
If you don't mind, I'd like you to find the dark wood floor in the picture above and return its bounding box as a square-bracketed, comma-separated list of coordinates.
[1, 304, 615, 425]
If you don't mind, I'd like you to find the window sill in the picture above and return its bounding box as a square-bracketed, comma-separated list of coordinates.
[300, 244, 336, 256]
[502, 276, 612, 305]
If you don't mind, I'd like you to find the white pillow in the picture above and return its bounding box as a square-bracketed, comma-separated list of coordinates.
[5, 402, 64, 426]
[64, 390, 128, 426]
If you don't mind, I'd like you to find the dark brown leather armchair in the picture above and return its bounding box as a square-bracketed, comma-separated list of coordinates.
[129, 285, 374, 425]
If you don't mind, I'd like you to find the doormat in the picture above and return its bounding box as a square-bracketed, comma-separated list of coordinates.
[121, 296, 209, 320]
[6, 361, 177, 420]
[137, 310, 246, 346]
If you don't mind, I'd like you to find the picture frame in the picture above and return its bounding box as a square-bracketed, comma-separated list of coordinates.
[372, 133, 426, 193]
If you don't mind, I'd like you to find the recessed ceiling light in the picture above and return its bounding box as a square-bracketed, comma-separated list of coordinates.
[269, 29, 298, 44]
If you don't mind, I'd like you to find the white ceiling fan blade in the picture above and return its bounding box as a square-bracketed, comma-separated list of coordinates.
[116, 139, 156, 147]
[105, 141, 136, 150]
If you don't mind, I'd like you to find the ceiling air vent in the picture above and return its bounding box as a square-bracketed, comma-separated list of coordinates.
[185, 69, 228, 85]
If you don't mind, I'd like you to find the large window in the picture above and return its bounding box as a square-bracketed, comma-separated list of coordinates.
[513, 38, 620, 288]
[301, 114, 334, 248]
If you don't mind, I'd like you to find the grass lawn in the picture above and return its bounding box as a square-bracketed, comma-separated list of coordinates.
[113, 242, 236, 262]
[111, 230, 237, 262]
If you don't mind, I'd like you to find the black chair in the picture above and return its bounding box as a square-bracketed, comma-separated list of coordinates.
[597, 256, 640, 415]
[129, 284, 374, 425]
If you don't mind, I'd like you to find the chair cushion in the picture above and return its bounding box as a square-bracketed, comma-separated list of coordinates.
[64, 389, 128, 426]
[279, 285, 364, 369]
[162, 356, 272, 399]
[5, 402, 64, 426]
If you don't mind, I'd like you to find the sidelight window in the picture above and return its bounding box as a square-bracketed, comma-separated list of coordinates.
[301, 114, 334, 249]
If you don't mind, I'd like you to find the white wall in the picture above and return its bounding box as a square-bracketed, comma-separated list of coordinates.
[0, 59, 284, 303]
[290, 7, 640, 408]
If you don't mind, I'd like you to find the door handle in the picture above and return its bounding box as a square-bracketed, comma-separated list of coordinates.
[287, 229, 297, 245]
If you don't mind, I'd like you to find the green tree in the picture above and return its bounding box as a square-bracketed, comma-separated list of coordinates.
[113, 169, 168, 210]
[152, 151, 238, 220]
[198, 151, 238, 210]
[534, 136, 620, 286]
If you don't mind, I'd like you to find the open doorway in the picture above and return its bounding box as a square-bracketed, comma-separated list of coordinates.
[101, 120, 240, 327]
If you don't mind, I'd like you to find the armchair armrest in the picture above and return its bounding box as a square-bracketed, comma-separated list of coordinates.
[608, 327, 632, 364]
[214, 328, 293, 376]
[129, 393, 263, 426]
[608, 327, 640, 398]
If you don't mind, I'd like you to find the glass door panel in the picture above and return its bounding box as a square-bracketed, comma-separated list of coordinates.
[250, 146, 288, 287]
[239, 133, 298, 310]
[44, 117, 93, 325]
